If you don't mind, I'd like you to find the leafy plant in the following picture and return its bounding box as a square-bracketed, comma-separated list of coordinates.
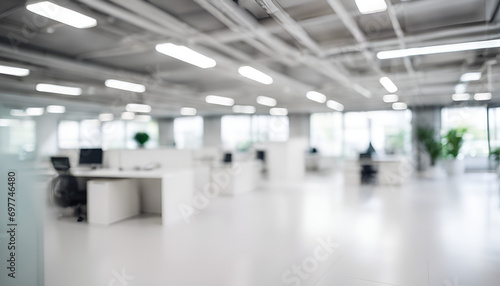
[490, 147, 500, 168]
[417, 127, 442, 166]
[134, 132, 150, 147]
[442, 128, 466, 159]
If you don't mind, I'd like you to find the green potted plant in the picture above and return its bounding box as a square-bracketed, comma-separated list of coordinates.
[417, 127, 443, 178]
[489, 147, 500, 174]
[134, 132, 150, 148]
[442, 128, 467, 176]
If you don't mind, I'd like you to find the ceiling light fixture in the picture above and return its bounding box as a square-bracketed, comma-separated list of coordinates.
[379, 77, 398, 93]
[10, 109, 27, 117]
[474, 93, 492, 101]
[180, 107, 197, 116]
[36, 83, 82, 96]
[452, 93, 471, 101]
[46, 105, 66, 113]
[392, 102, 407, 110]
[326, 100, 344, 111]
[155, 43, 216, 69]
[205, 95, 234, 106]
[354, 0, 387, 14]
[25, 107, 44, 116]
[105, 79, 146, 93]
[270, 107, 288, 116]
[26, 1, 97, 29]
[460, 72, 482, 82]
[232, 105, 256, 114]
[126, 103, 151, 113]
[135, 115, 151, 122]
[99, 113, 114, 122]
[383, 94, 399, 103]
[238, 66, 273, 85]
[256, 96, 277, 107]
[306, 91, 327, 103]
[0, 64, 30, 77]
[377, 39, 500, 59]
[121, 111, 135, 120]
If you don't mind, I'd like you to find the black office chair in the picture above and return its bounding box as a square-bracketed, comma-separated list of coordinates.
[359, 152, 377, 184]
[49, 157, 87, 222]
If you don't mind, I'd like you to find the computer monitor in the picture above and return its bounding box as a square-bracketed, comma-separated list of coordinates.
[79, 148, 103, 168]
[256, 150, 265, 161]
[51, 157, 70, 172]
[223, 152, 232, 163]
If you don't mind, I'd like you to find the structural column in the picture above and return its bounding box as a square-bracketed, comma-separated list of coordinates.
[288, 113, 310, 145]
[203, 115, 222, 148]
[158, 118, 175, 147]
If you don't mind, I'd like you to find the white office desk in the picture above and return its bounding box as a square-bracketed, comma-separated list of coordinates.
[72, 168, 194, 225]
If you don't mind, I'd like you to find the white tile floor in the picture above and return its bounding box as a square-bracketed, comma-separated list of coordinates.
[44, 172, 500, 286]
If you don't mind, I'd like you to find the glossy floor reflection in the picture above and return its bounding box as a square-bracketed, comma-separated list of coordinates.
[44, 173, 500, 286]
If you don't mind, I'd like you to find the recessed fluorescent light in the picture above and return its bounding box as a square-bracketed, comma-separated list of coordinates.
[26, 107, 44, 116]
[383, 94, 399, 103]
[392, 102, 407, 110]
[126, 103, 151, 113]
[46, 105, 65, 114]
[180, 107, 197, 116]
[36, 83, 82, 96]
[10, 109, 27, 117]
[232, 105, 256, 114]
[326, 100, 344, 111]
[238, 66, 273, 85]
[455, 83, 468, 94]
[26, 1, 97, 29]
[155, 43, 216, 69]
[0, 64, 30, 77]
[380, 77, 398, 93]
[452, 93, 471, 101]
[270, 107, 288, 116]
[306, 91, 327, 103]
[256, 95, 277, 107]
[121, 111, 135, 120]
[377, 39, 500, 59]
[460, 72, 482, 82]
[205, 95, 234, 106]
[135, 115, 151, 122]
[105, 79, 146, 93]
[99, 113, 114, 122]
[474, 93, 492, 101]
[355, 0, 387, 14]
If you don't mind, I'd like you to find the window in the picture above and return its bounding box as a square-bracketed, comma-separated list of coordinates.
[343, 110, 412, 158]
[102, 121, 126, 150]
[310, 112, 343, 156]
[174, 116, 203, 149]
[252, 115, 289, 143]
[58, 120, 79, 149]
[489, 107, 500, 150]
[442, 106, 488, 157]
[221, 115, 289, 151]
[126, 121, 159, 149]
[221, 115, 251, 150]
[80, 119, 101, 148]
[0, 119, 36, 157]
[59, 119, 159, 150]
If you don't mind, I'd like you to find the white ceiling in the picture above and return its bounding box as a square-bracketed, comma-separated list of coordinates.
[0, 0, 500, 118]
